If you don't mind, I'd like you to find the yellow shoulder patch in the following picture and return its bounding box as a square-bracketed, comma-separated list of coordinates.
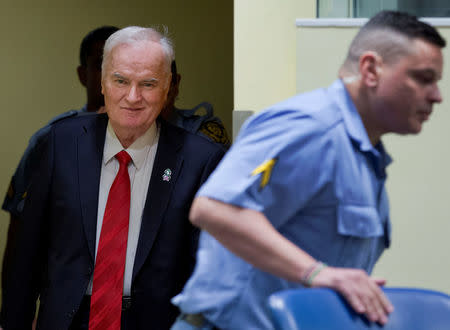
[199, 121, 231, 146]
[251, 158, 277, 189]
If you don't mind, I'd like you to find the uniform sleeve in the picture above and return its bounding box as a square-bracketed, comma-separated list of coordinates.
[2, 125, 52, 218]
[1, 124, 54, 329]
[197, 108, 337, 228]
[2, 110, 77, 218]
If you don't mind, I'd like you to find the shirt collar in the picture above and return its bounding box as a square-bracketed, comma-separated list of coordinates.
[330, 79, 392, 171]
[103, 122, 158, 170]
[329, 79, 374, 152]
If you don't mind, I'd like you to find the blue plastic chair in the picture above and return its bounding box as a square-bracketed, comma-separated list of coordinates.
[268, 287, 450, 330]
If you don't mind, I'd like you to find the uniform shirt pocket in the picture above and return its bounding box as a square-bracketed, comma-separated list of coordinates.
[337, 204, 383, 238]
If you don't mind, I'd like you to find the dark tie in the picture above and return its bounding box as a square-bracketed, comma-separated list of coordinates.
[89, 150, 132, 330]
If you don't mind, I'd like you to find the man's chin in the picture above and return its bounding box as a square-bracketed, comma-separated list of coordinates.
[394, 123, 422, 135]
[408, 123, 423, 135]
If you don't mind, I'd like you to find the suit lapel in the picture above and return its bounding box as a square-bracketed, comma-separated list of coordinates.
[78, 114, 108, 262]
[132, 121, 184, 280]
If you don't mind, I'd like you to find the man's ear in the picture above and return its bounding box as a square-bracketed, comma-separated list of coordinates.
[359, 51, 382, 88]
[77, 65, 87, 87]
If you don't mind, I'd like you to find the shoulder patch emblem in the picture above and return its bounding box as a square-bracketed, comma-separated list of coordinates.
[199, 121, 230, 146]
[251, 158, 277, 189]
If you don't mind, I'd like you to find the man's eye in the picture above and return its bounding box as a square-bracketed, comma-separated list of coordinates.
[418, 76, 434, 84]
[116, 79, 126, 84]
[411, 72, 435, 85]
[142, 82, 155, 87]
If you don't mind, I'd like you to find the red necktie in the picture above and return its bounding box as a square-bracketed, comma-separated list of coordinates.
[89, 150, 131, 330]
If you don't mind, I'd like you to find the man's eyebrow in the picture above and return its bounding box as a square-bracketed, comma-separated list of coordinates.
[409, 68, 442, 80]
[142, 78, 158, 83]
[112, 72, 127, 79]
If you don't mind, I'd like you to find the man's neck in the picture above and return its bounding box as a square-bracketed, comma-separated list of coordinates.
[112, 124, 155, 149]
[343, 79, 383, 146]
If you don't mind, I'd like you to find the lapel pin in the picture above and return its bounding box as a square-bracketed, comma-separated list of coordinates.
[162, 168, 172, 182]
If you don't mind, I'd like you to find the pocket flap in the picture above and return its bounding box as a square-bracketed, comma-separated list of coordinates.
[337, 204, 383, 238]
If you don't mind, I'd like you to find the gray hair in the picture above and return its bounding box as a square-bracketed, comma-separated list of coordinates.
[102, 26, 174, 79]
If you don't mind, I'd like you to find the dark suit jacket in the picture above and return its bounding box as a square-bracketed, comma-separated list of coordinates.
[1, 113, 225, 330]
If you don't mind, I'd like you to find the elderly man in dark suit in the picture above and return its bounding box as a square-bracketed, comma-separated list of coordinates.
[0, 26, 224, 330]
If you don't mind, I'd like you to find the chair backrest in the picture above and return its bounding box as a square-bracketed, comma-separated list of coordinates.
[268, 287, 450, 330]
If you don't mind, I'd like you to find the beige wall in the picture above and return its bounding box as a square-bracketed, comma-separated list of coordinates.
[297, 24, 450, 293]
[234, 0, 316, 112]
[0, 0, 233, 301]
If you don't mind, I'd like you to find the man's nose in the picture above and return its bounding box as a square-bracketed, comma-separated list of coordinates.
[429, 83, 443, 104]
[126, 85, 142, 103]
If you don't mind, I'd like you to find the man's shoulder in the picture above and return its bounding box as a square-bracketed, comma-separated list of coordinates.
[1, 109, 89, 217]
[172, 103, 231, 147]
[269, 86, 344, 127]
[50, 112, 105, 134]
[26, 110, 79, 145]
[234, 85, 349, 157]
[197, 120, 230, 146]
[234, 88, 341, 145]
[29, 108, 97, 140]
[47, 109, 80, 125]
[161, 120, 226, 155]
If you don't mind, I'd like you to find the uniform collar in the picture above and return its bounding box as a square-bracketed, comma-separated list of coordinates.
[331, 79, 392, 171]
[329, 79, 373, 151]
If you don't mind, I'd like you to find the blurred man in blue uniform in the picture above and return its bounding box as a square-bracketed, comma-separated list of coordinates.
[171, 11, 445, 329]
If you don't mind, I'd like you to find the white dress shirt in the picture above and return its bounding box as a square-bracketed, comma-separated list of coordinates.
[87, 121, 159, 295]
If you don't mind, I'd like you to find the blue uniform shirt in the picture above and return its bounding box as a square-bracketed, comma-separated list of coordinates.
[2, 106, 88, 218]
[172, 80, 392, 329]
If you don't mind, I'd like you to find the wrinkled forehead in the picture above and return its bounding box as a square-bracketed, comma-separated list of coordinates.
[104, 40, 170, 74]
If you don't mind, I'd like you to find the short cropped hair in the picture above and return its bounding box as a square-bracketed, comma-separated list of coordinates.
[102, 26, 174, 80]
[79, 25, 119, 66]
[341, 10, 446, 74]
